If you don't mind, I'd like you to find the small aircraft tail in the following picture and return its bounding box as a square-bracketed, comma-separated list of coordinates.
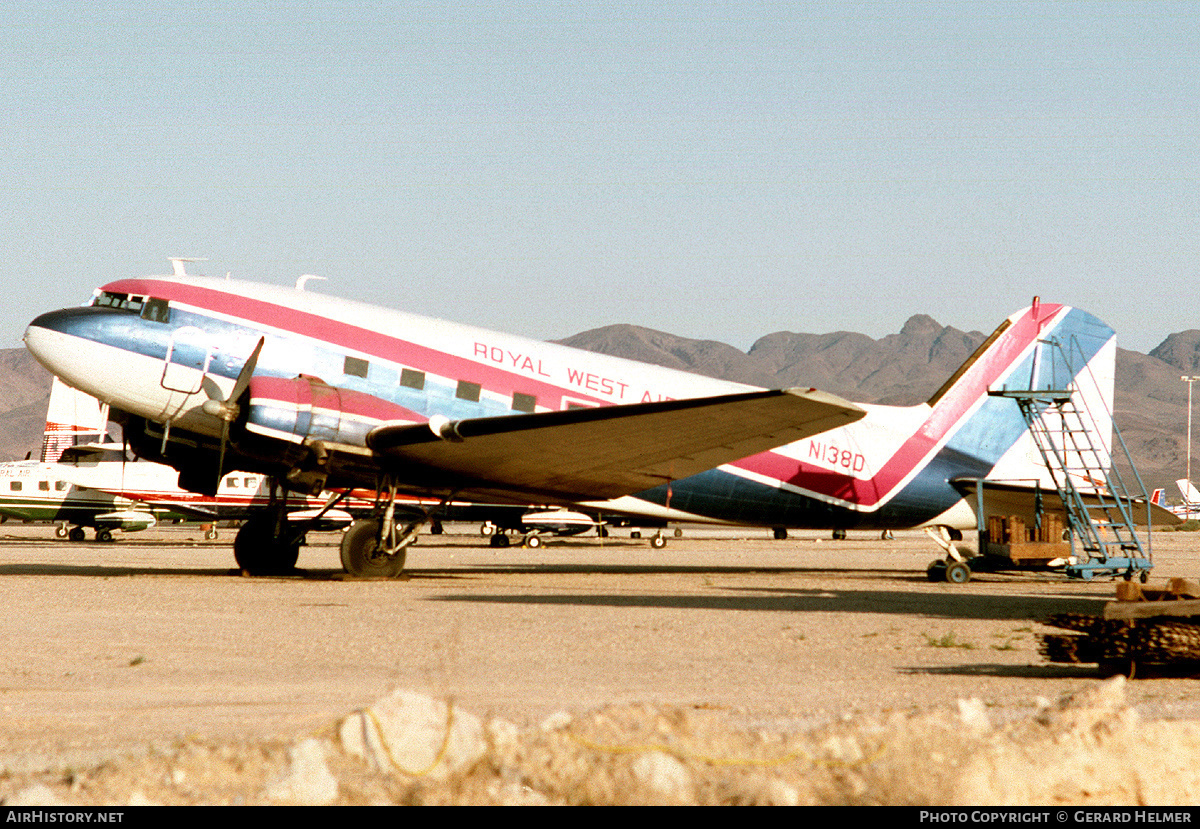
[40, 377, 111, 463]
[1151, 488, 1166, 506]
[1177, 479, 1200, 505]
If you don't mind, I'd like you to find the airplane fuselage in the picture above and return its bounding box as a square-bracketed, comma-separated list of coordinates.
[24, 276, 1116, 532]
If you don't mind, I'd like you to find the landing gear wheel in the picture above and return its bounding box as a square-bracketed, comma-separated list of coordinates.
[926, 560, 948, 581]
[234, 515, 300, 576]
[340, 519, 406, 578]
[650, 533, 667, 549]
[832, 529, 847, 540]
[944, 561, 972, 584]
[55, 524, 68, 539]
[96, 528, 114, 543]
[673, 527, 683, 538]
[204, 525, 218, 541]
[480, 522, 496, 536]
[773, 527, 788, 540]
[525, 533, 542, 548]
[489, 532, 511, 548]
[68, 526, 86, 542]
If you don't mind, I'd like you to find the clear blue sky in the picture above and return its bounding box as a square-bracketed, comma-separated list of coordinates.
[2, 1, 1196, 353]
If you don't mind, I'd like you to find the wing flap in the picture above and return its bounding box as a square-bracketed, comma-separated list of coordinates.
[366, 388, 865, 501]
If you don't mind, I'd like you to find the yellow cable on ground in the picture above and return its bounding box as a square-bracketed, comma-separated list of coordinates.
[360, 699, 457, 778]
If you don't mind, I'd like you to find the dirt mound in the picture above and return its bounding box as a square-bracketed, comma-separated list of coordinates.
[2, 677, 1197, 806]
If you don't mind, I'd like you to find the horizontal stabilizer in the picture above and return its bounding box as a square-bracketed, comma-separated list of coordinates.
[953, 479, 1181, 528]
[366, 388, 865, 502]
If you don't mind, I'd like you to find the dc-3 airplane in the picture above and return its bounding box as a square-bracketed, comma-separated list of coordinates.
[22, 262, 1168, 579]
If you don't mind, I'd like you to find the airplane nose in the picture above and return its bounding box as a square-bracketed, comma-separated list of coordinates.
[23, 307, 109, 378]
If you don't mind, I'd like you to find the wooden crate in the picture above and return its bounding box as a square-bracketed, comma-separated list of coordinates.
[983, 514, 1071, 564]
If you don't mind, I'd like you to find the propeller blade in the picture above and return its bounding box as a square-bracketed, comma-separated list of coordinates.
[228, 336, 265, 404]
[212, 336, 262, 488]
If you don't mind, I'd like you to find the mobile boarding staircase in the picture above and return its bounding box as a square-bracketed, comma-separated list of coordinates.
[984, 334, 1154, 582]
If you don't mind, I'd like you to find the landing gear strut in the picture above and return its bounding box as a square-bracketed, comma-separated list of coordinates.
[924, 526, 972, 584]
[340, 518, 408, 578]
[338, 479, 448, 578]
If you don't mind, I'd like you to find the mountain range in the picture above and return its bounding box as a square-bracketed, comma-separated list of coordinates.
[2, 315, 1199, 493]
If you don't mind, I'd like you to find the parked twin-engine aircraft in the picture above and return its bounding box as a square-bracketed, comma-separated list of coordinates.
[22, 263, 1140, 577]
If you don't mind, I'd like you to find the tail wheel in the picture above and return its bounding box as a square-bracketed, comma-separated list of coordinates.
[650, 533, 667, 549]
[944, 561, 972, 584]
[340, 519, 407, 578]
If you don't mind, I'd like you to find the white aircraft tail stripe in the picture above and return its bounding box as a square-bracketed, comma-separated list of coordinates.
[40, 377, 110, 463]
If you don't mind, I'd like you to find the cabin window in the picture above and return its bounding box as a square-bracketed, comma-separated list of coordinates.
[55, 481, 67, 491]
[38, 481, 49, 491]
[9, 481, 20, 491]
[140, 297, 170, 323]
[344, 356, 369, 378]
[400, 368, 425, 390]
[225, 476, 238, 488]
[456, 380, 481, 402]
[512, 392, 536, 413]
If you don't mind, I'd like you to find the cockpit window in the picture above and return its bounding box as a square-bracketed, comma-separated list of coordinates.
[140, 297, 171, 323]
[92, 291, 145, 314]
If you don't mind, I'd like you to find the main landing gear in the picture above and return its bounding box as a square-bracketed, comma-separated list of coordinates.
[337, 479, 443, 579]
[55, 523, 115, 543]
[233, 482, 352, 576]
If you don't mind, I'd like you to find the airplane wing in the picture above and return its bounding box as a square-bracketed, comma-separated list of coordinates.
[362, 388, 865, 502]
[953, 479, 1182, 527]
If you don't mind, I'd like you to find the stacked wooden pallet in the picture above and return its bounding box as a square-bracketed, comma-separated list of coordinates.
[1040, 579, 1200, 676]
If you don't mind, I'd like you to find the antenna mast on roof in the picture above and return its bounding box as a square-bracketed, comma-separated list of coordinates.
[168, 257, 208, 277]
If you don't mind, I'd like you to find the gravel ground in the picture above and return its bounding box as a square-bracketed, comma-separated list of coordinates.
[1, 523, 1197, 805]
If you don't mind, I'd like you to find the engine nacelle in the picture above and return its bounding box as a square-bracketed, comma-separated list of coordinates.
[93, 510, 157, 531]
[245, 376, 421, 448]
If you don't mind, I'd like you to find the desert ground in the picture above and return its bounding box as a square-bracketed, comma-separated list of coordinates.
[2, 523, 1199, 806]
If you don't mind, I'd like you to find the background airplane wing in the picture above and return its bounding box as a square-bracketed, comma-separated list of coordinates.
[364, 388, 865, 502]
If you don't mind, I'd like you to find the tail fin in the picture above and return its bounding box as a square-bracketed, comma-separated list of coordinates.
[1152, 488, 1166, 506]
[40, 377, 111, 463]
[922, 301, 1117, 490]
[1178, 479, 1200, 504]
